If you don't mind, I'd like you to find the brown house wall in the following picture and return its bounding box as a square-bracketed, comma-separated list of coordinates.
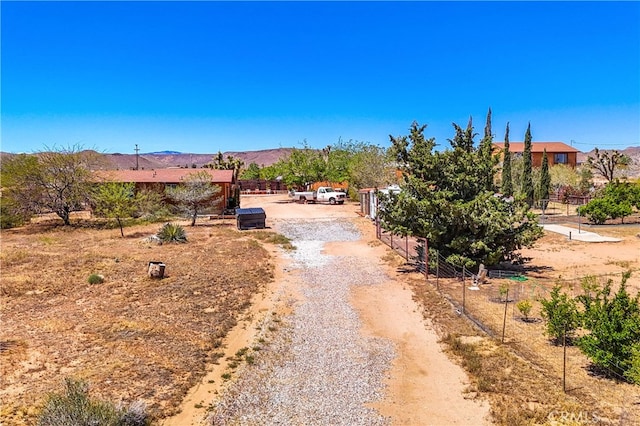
[134, 182, 231, 211]
[532, 152, 577, 168]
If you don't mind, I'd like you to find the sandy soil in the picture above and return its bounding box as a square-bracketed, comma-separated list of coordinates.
[167, 194, 490, 425]
[166, 194, 640, 425]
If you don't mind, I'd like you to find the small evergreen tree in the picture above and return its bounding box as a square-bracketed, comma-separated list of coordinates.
[539, 147, 551, 209]
[522, 123, 534, 207]
[500, 122, 513, 197]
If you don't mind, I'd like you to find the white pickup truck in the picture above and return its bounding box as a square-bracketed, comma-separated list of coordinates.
[289, 186, 347, 205]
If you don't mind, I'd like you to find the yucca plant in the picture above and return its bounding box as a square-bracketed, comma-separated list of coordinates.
[157, 222, 187, 243]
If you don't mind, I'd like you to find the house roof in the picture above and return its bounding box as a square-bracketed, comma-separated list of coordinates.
[492, 142, 579, 153]
[95, 168, 234, 184]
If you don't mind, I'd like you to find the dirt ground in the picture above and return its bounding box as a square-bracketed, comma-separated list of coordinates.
[2, 194, 639, 425]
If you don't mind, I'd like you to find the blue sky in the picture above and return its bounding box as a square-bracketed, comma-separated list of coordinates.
[2, 1, 639, 154]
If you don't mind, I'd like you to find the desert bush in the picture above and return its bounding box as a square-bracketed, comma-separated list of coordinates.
[87, 274, 104, 285]
[157, 222, 187, 243]
[37, 377, 149, 426]
[516, 299, 533, 321]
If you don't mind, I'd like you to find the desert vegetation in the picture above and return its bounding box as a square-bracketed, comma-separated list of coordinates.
[0, 217, 284, 425]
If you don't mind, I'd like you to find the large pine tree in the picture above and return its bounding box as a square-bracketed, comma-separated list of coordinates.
[522, 122, 534, 207]
[382, 119, 542, 269]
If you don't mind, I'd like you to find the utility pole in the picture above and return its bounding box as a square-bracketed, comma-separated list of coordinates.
[135, 144, 140, 170]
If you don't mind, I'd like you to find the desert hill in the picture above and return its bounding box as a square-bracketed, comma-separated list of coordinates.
[100, 148, 294, 170]
[2, 147, 639, 176]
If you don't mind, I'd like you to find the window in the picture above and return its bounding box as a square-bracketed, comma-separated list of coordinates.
[554, 153, 568, 164]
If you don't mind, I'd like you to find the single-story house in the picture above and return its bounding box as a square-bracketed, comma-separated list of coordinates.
[94, 168, 236, 211]
[492, 142, 579, 168]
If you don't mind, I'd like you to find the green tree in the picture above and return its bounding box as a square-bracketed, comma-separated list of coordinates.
[91, 182, 156, 237]
[540, 285, 581, 345]
[276, 142, 326, 189]
[239, 162, 262, 180]
[348, 142, 395, 190]
[577, 271, 640, 382]
[165, 171, 222, 226]
[479, 108, 497, 192]
[578, 180, 639, 224]
[539, 147, 551, 208]
[522, 123, 534, 207]
[587, 148, 630, 182]
[0, 147, 100, 226]
[381, 120, 542, 269]
[500, 122, 513, 197]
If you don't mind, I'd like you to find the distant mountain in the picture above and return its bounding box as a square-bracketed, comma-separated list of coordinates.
[97, 148, 294, 170]
[144, 150, 183, 155]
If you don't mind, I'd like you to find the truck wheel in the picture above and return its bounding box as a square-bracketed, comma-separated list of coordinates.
[300, 196, 307, 204]
[329, 197, 336, 205]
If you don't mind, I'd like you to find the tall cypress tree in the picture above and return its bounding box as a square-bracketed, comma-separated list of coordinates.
[539, 147, 551, 209]
[522, 122, 534, 207]
[501, 122, 513, 196]
[479, 108, 495, 191]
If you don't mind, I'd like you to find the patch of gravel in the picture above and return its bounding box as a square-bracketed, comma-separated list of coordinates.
[208, 218, 395, 425]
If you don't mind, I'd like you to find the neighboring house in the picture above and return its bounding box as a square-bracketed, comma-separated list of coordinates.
[358, 185, 401, 219]
[492, 142, 579, 168]
[94, 168, 236, 211]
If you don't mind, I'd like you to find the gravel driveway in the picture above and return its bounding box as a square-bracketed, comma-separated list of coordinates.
[208, 218, 395, 425]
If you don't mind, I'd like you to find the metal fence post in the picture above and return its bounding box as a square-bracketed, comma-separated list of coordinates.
[462, 266, 466, 314]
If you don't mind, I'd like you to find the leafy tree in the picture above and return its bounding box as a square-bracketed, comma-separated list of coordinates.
[500, 122, 513, 197]
[348, 142, 395, 190]
[587, 148, 630, 182]
[540, 285, 580, 345]
[521, 123, 534, 207]
[165, 171, 222, 226]
[91, 182, 160, 237]
[539, 147, 551, 208]
[276, 142, 326, 189]
[578, 180, 639, 224]
[381, 118, 541, 269]
[577, 271, 640, 382]
[239, 162, 262, 180]
[0, 147, 100, 226]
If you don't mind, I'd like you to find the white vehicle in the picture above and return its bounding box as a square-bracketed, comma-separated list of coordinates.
[289, 186, 347, 205]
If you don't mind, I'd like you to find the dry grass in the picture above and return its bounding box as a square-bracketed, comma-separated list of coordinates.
[402, 265, 640, 425]
[0, 217, 276, 425]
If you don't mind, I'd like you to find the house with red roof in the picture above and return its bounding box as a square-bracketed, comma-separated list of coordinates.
[94, 168, 236, 211]
[492, 142, 579, 168]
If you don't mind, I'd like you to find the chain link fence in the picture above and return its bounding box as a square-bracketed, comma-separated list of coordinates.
[374, 218, 636, 390]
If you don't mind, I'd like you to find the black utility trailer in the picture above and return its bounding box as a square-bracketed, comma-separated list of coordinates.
[236, 207, 266, 230]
